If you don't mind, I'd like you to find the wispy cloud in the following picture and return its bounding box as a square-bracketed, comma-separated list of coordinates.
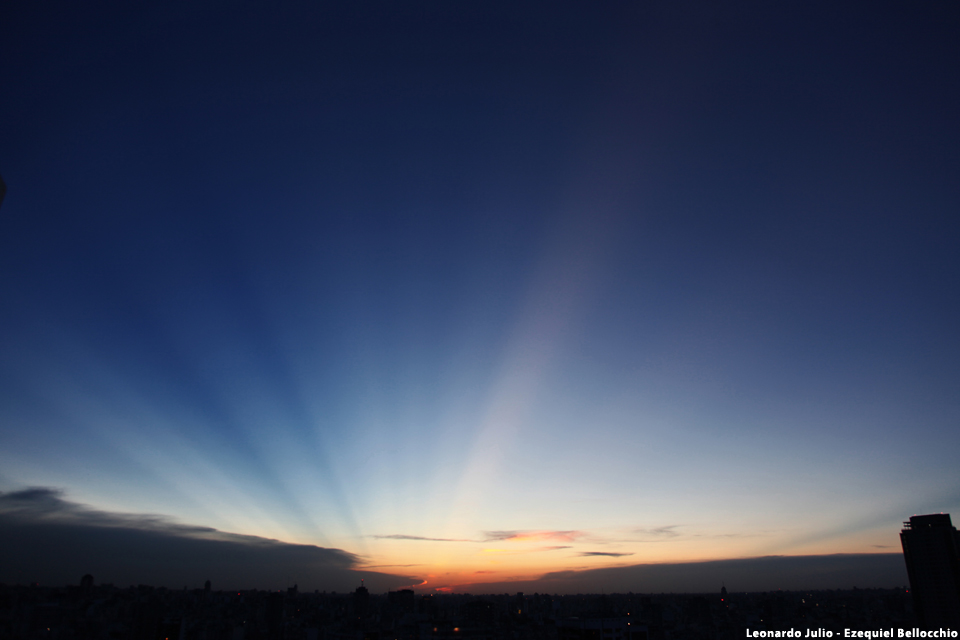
[373, 531, 585, 546]
[690, 531, 768, 540]
[483, 530, 582, 543]
[372, 534, 470, 542]
[633, 525, 681, 539]
[579, 551, 634, 557]
[480, 545, 573, 556]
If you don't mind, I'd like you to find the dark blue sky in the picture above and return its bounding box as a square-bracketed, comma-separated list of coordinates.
[1, 1, 958, 590]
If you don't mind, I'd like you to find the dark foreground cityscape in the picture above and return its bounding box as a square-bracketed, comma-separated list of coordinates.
[3, 514, 960, 640]
[0, 581, 918, 640]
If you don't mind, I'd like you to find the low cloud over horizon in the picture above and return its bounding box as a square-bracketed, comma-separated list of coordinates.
[455, 554, 908, 594]
[0, 488, 414, 592]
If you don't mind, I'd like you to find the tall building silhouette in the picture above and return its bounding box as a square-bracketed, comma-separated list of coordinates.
[353, 579, 369, 619]
[266, 592, 285, 640]
[900, 514, 960, 629]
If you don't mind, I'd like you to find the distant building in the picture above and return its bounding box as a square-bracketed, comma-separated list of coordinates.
[387, 589, 416, 615]
[558, 616, 647, 640]
[462, 599, 495, 626]
[900, 513, 960, 629]
[266, 592, 284, 640]
[420, 593, 437, 616]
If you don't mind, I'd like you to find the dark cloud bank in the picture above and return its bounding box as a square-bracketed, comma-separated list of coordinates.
[459, 555, 908, 594]
[0, 489, 413, 592]
[1, 489, 907, 594]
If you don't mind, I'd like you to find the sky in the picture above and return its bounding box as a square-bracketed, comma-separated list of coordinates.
[0, 1, 958, 593]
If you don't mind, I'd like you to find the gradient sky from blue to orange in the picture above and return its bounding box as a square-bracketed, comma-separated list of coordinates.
[1, 1, 959, 591]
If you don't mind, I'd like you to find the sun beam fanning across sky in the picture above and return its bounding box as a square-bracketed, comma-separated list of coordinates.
[1, 0, 959, 593]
